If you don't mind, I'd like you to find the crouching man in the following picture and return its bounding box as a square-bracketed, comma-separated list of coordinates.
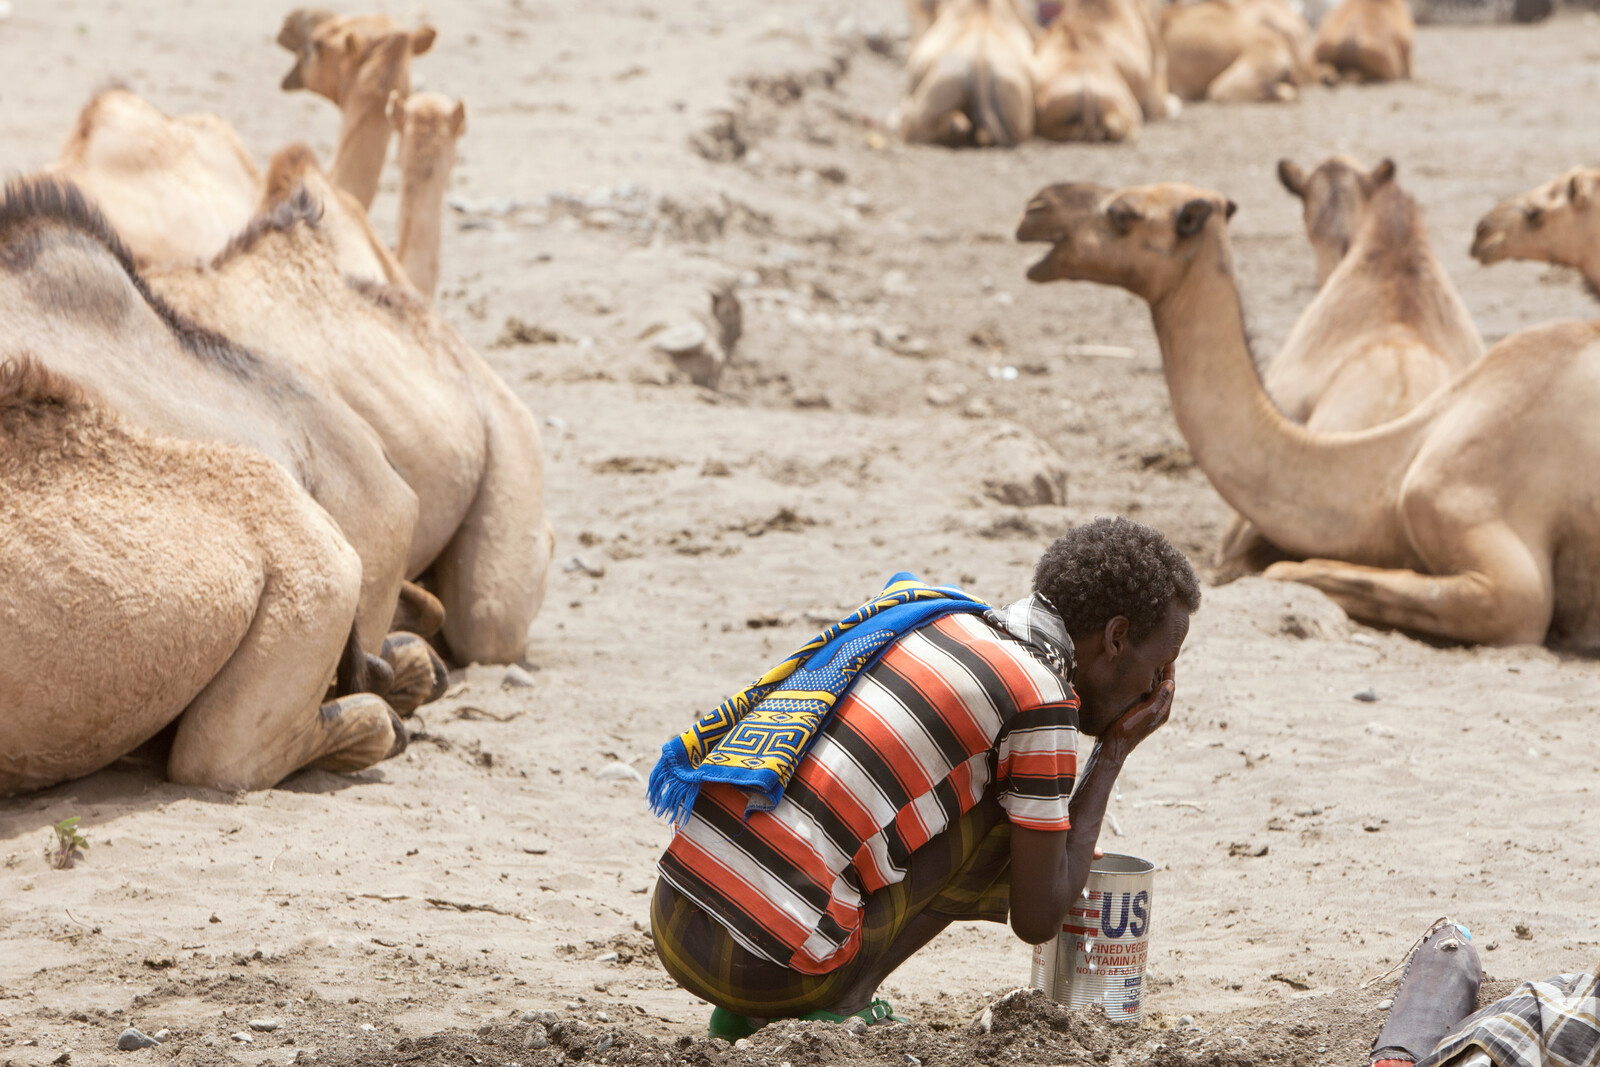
[646, 517, 1199, 1039]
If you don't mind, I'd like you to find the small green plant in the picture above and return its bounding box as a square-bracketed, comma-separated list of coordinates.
[47, 816, 89, 870]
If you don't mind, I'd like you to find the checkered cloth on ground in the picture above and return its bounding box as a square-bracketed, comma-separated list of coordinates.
[1419, 966, 1600, 1067]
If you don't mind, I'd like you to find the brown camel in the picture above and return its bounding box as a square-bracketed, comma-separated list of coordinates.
[0, 340, 408, 794]
[277, 9, 437, 210]
[1211, 155, 1484, 573]
[0, 176, 432, 682]
[1312, 0, 1412, 83]
[1018, 180, 1600, 649]
[388, 91, 466, 300]
[150, 151, 553, 665]
[1161, 0, 1317, 103]
[51, 89, 261, 268]
[898, 0, 1038, 147]
[1472, 167, 1600, 298]
[1033, 0, 1172, 143]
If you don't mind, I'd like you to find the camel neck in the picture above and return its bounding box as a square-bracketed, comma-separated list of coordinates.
[1149, 228, 1427, 562]
[330, 93, 393, 212]
[395, 145, 451, 298]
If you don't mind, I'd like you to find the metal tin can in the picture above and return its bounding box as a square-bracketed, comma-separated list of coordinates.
[1029, 853, 1154, 1022]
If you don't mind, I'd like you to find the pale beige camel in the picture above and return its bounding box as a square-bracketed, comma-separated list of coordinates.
[1313, 0, 1412, 83]
[1161, 0, 1317, 102]
[260, 142, 410, 288]
[277, 9, 437, 210]
[387, 90, 466, 300]
[150, 152, 553, 665]
[907, 0, 943, 42]
[1472, 167, 1600, 298]
[51, 89, 261, 268]
[899, 0, 1039, 147]
[1033, 0, 1172, 143]
[0, 176, 443, 713]
[1210, 155, 1485, 573]
[0, 355, 408, 797]
[1018, 179, 1600, 649]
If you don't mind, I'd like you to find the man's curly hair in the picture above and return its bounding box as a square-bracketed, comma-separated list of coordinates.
[1033, 517, 1200, 640]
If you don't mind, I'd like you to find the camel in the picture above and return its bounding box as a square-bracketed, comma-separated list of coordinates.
[51, 89, 261, 268]
[149, 149, 553, 665]
[1472, 167, 1600, 298]
[277, 9, 437, 210]
[0, 339, 406, 794]
[0, 176, 446, 714]
[898, 0, 1039, 147]
[1312, 0, 1412, 83]
[1033, 0, 1172, 143]
[1208, 155, 1485, 573]
[388, 91, 466, 300]
[259, 142, 410, 288]
[1161, 0, 1318, 102]
[907, 0, 943, 42]
[1017, 179, 1600, 649]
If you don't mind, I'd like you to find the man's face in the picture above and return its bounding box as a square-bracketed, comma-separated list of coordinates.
[1075, 600, 1190, 736]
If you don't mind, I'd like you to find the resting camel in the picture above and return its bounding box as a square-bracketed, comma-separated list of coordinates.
[0, 176, 445, 713]
[1161, 0, 1317, 102]
[277, 9, 437, 210]
[388, 91, 466, 300]
[899, 0, 1038, 147]
[1017, 179, 1600, 649]
[1033, 0, 1172, 142]
[1312, 0, 1412, 83]
[51, 89, 261, 268]
[1472, 167, 1600, 298]
[149, 149, 553, 665]
[1207, 155, 1485, 573]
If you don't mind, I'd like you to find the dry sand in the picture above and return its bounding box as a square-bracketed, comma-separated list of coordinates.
[2, 1, 1599, 1063]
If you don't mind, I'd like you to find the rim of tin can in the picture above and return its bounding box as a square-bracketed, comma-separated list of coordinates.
[1090, 853, 1154, 876]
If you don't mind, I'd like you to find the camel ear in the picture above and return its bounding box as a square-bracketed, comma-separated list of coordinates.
[1225, 199, 1238, 221]
[1569, 172, 1595, 206]
[1371, 158, 1397, 187]
[1174, 199, 1215, 238]
[450, 100, 467, 137]
[412, 25, 437, 55]
[1277, 160, 1307, 199]
[342, 31, 361, 58]
[387, 90, 405, 131]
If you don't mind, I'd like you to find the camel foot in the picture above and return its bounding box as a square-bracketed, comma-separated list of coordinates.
[334, 625, 396, 698]
[393, 580, 446, 638]
[381, 632, 449, 716]
[307, 695, 407, 773]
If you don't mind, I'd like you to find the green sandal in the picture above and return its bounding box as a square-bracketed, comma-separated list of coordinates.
[708, 999, 906, 1042]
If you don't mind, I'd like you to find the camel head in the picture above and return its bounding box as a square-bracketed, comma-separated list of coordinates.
[1278, 154, 1395, 285]
[388, 91, 467, 175]
[277, 10, 437, 105]
[1471, 167, 1600, 272]
[1016, 181, 1237, 303]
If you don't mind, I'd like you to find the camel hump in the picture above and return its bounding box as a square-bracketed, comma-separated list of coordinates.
[0, 176, 139, 278]
[262, 143, 325, 209]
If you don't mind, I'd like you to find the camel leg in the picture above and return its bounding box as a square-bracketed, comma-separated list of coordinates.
[1263, 521, 1552, 646]
[380, 631, 449, 716]
[167, 533, 405, 791]
[391, 579, 446, 637]
[1214, 514, 1293, 580]
[432, 402, 553, 665]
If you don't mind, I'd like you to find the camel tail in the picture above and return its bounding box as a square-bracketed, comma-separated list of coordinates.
[334, 624, 395, 699]
[969, 53, 1014, 147]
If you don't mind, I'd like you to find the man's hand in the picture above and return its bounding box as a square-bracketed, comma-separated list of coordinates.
[1103, 664, 1175, 759]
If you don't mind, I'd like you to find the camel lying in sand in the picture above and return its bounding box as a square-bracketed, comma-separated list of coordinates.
[1205, 155, 1487, 573]
[277, 9, 437, 210]
[1161, 0, 1317, 102]
[1313, 0, 1412, 83]
[0, 184, 420, 794]
[899, 0, 1038, 147]
[150, 149, 553, 665]
[1019, 179, 1600, 649]
[51, 89, 262, 268]
[1472, 167, 1600, 298]
[389, 91, 466, 300]
[1033, 0, 1172, 142]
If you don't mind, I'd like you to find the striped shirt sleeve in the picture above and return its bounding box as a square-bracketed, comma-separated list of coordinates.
[995, 701, 1078, 831]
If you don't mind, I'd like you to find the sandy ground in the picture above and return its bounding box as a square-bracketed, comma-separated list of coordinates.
[3, 1, 1600, 1063]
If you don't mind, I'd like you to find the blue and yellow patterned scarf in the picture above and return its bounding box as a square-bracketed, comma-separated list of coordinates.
[647, 573, 988, 827]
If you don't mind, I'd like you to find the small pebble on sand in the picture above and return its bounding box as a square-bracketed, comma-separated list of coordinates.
[249, 1019, 281, 1032]
[116, 1028, 161, 1051]
[503, 665, 539, 689]
[1354, 689, 1378, 702]
[523, 1023, 549, 1049]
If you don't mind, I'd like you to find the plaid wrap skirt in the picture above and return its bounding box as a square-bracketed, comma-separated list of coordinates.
[650, 792, 1014, 1017]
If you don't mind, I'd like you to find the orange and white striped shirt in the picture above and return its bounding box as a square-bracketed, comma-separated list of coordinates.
[658, 600, 1078, 974]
